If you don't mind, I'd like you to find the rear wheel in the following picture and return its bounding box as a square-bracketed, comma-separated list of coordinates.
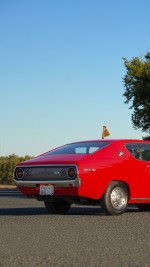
[101, 181, 128, 215]
[44, 199, 71, 214]
[136, 204, 150, 211]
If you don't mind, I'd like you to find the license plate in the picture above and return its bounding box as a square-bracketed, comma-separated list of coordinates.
[39, 185, 54, 195]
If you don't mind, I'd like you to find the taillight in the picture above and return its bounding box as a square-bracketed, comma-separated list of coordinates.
[67, 167, 76, 179]
[16, 168, 24, 179]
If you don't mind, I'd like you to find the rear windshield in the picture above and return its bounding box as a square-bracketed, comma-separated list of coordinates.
[47, 142, 111, 155]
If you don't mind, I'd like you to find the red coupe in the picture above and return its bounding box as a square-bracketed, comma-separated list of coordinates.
[14, 139, 150, 215]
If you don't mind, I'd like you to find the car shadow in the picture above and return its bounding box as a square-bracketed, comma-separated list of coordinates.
[0, 205, 141, 216]
[0, 189, 142, 216]
[0, 207, 47, 216]
[0, 206, 105, 216]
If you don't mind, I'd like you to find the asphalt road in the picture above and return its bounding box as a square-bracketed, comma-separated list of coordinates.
[0, 189, 150, 267]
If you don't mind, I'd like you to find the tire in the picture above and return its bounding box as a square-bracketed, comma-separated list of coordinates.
[100, 181, 129, 215]
[136, 204, 150, 211]
[44, 199, 71, 214]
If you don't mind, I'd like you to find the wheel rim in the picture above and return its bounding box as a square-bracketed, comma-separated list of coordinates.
[110, 187, 127, 210]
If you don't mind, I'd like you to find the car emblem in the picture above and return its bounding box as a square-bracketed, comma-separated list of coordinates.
[119, 151, 124, 157]
[60, 169, 66, 177]
[84, 168, 96, 172]
[25, 169, 31, 176]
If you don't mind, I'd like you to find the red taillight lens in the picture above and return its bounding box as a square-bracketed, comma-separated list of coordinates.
[16, 168, 24, 179]
[67, 167, 76, 179]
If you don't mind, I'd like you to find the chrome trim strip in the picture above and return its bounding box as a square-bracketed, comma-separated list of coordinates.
[14, 178, 81, 187]
[14, 164, 78, 167]
[14, 164, 81, 187]
[13, 163, 79, 179]
[14, 164, 79, 177]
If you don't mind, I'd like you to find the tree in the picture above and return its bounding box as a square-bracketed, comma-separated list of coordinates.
[0, 154, 32, 185]
[123, 52, 150, 139]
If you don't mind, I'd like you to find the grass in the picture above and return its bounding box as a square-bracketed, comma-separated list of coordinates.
[0, 185, 17, 188]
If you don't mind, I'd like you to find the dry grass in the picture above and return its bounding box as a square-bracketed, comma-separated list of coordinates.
[0, 185, 17, 189]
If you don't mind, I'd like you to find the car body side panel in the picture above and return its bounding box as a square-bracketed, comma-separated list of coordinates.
[77, 142, 150, 200]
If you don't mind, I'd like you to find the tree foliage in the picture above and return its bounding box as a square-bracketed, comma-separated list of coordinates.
[0, 154, 32, 185]
[123, 52, 150, 137]
[143, 136, 150, 141]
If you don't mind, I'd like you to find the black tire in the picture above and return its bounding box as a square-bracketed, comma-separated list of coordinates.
[44, 199, 71, 214]
[136, 204, 150, 211]
[100, 181, 129, 215]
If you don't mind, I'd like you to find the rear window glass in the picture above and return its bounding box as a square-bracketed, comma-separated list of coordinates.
[47, 142, 111, 155]
[125, 143, 150, 161]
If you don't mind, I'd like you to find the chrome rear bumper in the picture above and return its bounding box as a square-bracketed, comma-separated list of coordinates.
[14, 177, 81, 187]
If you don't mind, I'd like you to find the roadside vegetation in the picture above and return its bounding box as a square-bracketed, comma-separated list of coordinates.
[0, 154, 32, 185]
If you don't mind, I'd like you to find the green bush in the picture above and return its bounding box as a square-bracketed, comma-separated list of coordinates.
[0, 154, 32, 185]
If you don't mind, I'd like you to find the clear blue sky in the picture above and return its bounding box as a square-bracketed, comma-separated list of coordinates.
[0, 0, 150, 156]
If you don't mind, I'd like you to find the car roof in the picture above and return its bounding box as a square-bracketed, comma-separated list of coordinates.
[69, 139, 150, 144]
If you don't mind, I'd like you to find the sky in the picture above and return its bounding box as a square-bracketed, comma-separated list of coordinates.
[0, 0, 150, 156]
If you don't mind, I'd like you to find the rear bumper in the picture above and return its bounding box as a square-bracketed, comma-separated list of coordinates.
[14, 177, 81, 188]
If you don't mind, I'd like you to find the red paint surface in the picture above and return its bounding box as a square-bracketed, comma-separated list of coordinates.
[16, 140, 150, 204]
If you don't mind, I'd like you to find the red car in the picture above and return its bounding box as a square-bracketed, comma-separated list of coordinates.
[14, 139, 150, 215]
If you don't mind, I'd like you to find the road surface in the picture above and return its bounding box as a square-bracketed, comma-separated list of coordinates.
[0, 188, 150, 267]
